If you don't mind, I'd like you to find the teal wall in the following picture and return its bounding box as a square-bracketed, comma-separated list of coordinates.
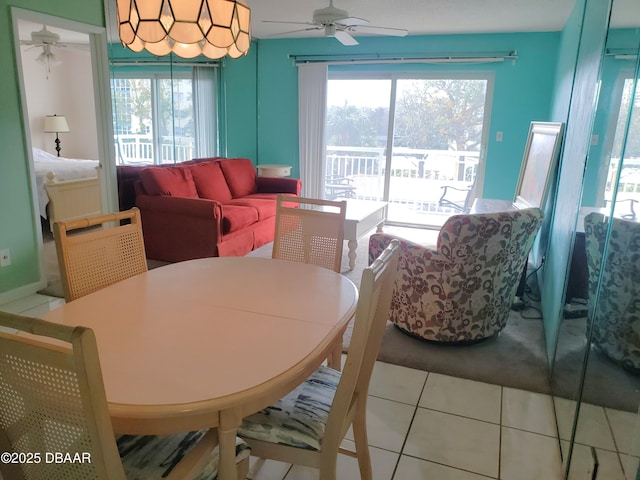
[0, 0, 104, 297]
[226, 32, 560, 200]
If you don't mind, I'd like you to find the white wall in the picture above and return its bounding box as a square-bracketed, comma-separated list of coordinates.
[20, 43, 98, 159]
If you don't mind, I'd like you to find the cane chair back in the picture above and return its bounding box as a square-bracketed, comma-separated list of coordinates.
[53, 208, 147, 302]
[273, 195, 347, 273]
[239, 240, 400, 480]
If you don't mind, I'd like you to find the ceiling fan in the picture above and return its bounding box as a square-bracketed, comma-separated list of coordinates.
[263, 0, 408, 46]
[20, 26, 89, 77]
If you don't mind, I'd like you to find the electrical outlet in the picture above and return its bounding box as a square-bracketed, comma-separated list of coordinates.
[496, 131, 504, 142]
[0, 249, 11, 267]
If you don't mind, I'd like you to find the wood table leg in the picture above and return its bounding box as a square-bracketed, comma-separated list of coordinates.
[218, 411, 241, 480]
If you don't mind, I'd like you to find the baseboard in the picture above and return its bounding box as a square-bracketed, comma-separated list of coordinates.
[0, 279, 47, 307]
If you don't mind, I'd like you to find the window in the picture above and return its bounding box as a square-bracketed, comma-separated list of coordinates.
[326, 73, 493, 228]
[111, 66, 217, 165]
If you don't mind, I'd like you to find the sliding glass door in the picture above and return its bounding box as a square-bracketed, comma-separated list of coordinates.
[326, 73, 492, 228]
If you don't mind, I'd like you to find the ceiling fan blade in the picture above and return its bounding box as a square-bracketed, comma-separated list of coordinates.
[336, 16, 369, 26]
[334, 30, 358, 46]
[267, 26, 323, 38]
[352, 25, 408, 37]
[262, 20, 317, 26]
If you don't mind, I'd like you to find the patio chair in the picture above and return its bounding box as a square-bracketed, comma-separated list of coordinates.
[239, 240, 400, 480]
[369, 208, 543, 343]
[438, 178, 476, 212]
[0, 311, 250, 480]
[584, 212, 640, 371]
[325, 175, 357, 200]
[53, 208, 148, 302]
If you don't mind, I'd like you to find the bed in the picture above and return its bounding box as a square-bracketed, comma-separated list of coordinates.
[33, 148, 102, 231]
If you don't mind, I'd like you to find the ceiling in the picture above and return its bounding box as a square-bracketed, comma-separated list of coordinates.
[250, 0, 640, 40]
[17, 0, 640, 45]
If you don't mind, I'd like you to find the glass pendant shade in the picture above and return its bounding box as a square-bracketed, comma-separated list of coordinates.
[117, 0, 251, 59]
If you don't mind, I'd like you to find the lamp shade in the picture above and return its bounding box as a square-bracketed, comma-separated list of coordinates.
[117, 0, 251, 60]
[44, 115, 70, 133]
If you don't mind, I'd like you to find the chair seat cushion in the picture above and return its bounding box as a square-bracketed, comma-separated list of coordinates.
[238, 365, 340, 451]
[118, 432, 250, 479]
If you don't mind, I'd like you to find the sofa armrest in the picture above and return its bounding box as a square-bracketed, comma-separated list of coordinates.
[136, 194, 223, 262]
[255, 176, 302, 195]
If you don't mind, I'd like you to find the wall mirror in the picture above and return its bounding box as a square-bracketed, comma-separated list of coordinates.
[557, 1, 640, 476]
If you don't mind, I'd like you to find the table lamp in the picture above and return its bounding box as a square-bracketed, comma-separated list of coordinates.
[44, 115, 70, 157]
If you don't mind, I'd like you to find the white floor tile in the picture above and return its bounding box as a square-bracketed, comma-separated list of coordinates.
[248, 456, 291, 480]
[500, 427, 563, 480]
[502, 387, 557, 437]
[369, 361, 428, 405]
[20, 297, 65, 317]
[0, 294, 60, 314]
[394, 455, 494, 479]
[337, 440, 398, 480]
[620, 454, 640, 479]
[344, 396, 415, 453]
[606, 408, 640, 456]
[555, 397, 617, 450]
[404, 408, 500, 478]
[419, 373, 501, 424]
[564, 442, 626, 480]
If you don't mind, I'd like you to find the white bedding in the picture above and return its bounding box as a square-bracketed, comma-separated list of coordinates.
[33, 148, 99, 218]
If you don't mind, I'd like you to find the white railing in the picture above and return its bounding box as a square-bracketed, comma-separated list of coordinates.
[115, 135, 195, 165]
[325, 146, 479, 220]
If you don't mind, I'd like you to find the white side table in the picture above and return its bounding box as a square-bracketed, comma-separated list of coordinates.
[257, 164, 292, 177]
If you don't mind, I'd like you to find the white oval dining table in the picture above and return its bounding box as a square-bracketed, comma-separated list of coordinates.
[43, 256, 359, 480]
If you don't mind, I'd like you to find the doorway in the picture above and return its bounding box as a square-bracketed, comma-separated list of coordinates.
[11, 8, 114, 291]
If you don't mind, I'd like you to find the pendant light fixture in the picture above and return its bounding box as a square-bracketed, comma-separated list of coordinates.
[117, 0, 251, 59]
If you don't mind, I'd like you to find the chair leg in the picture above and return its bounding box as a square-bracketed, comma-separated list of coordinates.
[352, 403, 373, 480]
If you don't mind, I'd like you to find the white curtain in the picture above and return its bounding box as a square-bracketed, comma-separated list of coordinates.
[298, 63, 328, 198]
[192, 66, 218, 158]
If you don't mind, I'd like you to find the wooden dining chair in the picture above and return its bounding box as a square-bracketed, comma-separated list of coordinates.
[239, 240, 400, 480]
[53, 208, 148, 302]
[0, 311, 250, 480]
[272, 194, 347, 273]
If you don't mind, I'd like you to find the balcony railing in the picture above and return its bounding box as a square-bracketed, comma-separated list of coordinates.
[115, 135, 194, 165]
[325, 146, 479, 225]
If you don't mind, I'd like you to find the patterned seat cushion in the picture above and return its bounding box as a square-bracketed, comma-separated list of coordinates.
[118, 432, 250, 479]
[238, 365, 341, 451]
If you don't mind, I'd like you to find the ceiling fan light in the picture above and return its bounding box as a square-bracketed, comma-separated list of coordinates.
[117, 0, 250, 59]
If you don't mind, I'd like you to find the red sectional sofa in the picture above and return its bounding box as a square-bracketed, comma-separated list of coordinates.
[135, 157, 301, 262]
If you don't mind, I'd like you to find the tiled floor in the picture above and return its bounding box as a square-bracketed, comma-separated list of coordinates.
[1, 293, 638, 479]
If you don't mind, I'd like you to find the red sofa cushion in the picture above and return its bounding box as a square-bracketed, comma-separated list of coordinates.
[226, 197, 277, 221]
[139, 166, 199, 198]
[189, 161, 233, 202]
[218, 158, 257, 198]
[221, 205, 259, 234]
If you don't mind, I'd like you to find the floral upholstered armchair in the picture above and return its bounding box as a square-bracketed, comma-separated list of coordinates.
[369, 208, 543, 343]
[584, 212, 640, 371]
